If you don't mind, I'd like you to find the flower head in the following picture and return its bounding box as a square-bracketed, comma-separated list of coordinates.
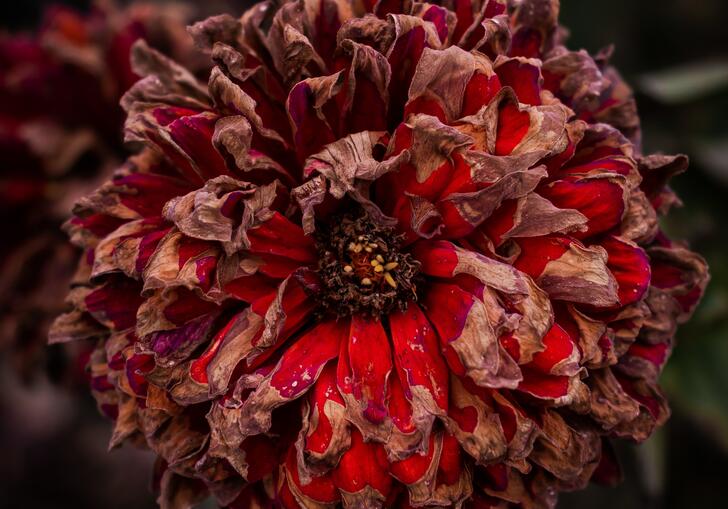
[52, 1, 708, 507]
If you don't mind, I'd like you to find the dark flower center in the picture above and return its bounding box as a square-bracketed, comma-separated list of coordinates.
[314, 212, 421, 317]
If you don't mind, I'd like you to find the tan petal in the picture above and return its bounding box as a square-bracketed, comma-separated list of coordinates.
[501, 193, 588, 240]
[157, 469, 209, 509]
[408, 46, 492, 122]
[445, 375, 508, 464]
[537, 242, 619, 307]
[403, 114, 473, 183]
[530, 410, 601, 485]
[163, 177, 279, 255]
[456, 87, 570, 157]
[588, 368, 641, 431]
[442, 165, 548, 228]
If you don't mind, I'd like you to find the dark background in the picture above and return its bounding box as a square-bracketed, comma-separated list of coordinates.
[1, 1, 727, 508]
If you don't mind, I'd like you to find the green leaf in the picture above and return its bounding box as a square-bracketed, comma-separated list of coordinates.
[662, 267, 728, 452]
[638, 60, 728, 104]
[692, 137, 728, 185]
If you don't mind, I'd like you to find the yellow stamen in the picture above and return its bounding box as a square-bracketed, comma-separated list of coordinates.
[376, 254, 385, 263]
[343, 265, 353, 273]
[370, 259, 380, 267]
[374, 265, 384, 273]
[361, 277, 372, 286]
[383, 262, 399, 271]
[384, 272, 397, 288]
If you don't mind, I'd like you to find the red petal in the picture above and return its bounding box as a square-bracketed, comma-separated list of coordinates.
[626, 342, 669, 371]
[224, 273, 279, 303]
[332, 429, 392, 498]
[518, 370, 570, 399]
[513, 235, 572, 278]
[288, 80, 337, 162]
[168, 112, 233, 179]
[343, 316, 393, 425]
[284, 445, 340, 504]
[462, 72, 502, 117]
[268, 320, 346, 398]
[387, 24, 429, 127]
[389, 433, 437, 485]
[388, 371, 417, 434]
[437, 433, 464, 486]
[85, 280, 143, 330]
[423, 282, 472, 376]
[115, 173, 193, 217]
[495, 101, 531, 155]
[389, 304, 449, 413]
[539, 176, 626, 239]
[305, 362, 349, 458]
[495, 57, 542, 106]
[525, 323, 577, 375]
[248, 212, 317, 263]
[601, 235, 651, 306]
[162, 289, 218, 326]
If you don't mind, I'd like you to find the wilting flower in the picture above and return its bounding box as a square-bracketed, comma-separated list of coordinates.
[51, 0, 708, 507]
[0, 1, 205, 381]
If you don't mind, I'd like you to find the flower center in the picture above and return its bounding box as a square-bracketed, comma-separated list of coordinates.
[315, 212, 421, 317]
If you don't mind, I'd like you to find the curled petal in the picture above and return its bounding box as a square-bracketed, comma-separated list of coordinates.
[538, 174, 628, 239]
[415, 240, 551, 363]
[444, 375, 508, 465]
[515, 236, 619, 308]
[648, 243, 709, 321]
[424, 282, 521, 388]
[234, 319, 346, 440]
[163, 177, 282, 256]
[530, 410, 601, 487]
[406, 46, 499, 123]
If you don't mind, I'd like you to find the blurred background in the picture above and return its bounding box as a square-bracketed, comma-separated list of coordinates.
[1, 1, 726, 508]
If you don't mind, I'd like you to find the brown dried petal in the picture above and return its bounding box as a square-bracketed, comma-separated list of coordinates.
[501, 193, 588, 240]
[543, 48, 609, 112]
[408, 47, 492, 122]
[298, 131, 409, 230]
[444, 242, 552, 363]
[647, 244, 710, 322]
[122, 40, 210, 112]
[537, 242, 619, 307]
[530, 410, 601, 485]
[187, 14, 244, 53]
[445, 375, 508, 464]
[456, 87, 570, 157]
[157, 469, 209, 509]
[163, 176, 279, 256]
[208, 66, 289, 147]
[442, 165, 548, 229]
[588, 368, 641, 431]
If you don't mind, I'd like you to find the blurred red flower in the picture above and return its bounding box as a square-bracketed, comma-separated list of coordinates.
[0, 1, 204, 382]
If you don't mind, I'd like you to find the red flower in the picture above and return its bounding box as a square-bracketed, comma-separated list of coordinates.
[52, 1, 708, 507]
[0, 1, 205, 381]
